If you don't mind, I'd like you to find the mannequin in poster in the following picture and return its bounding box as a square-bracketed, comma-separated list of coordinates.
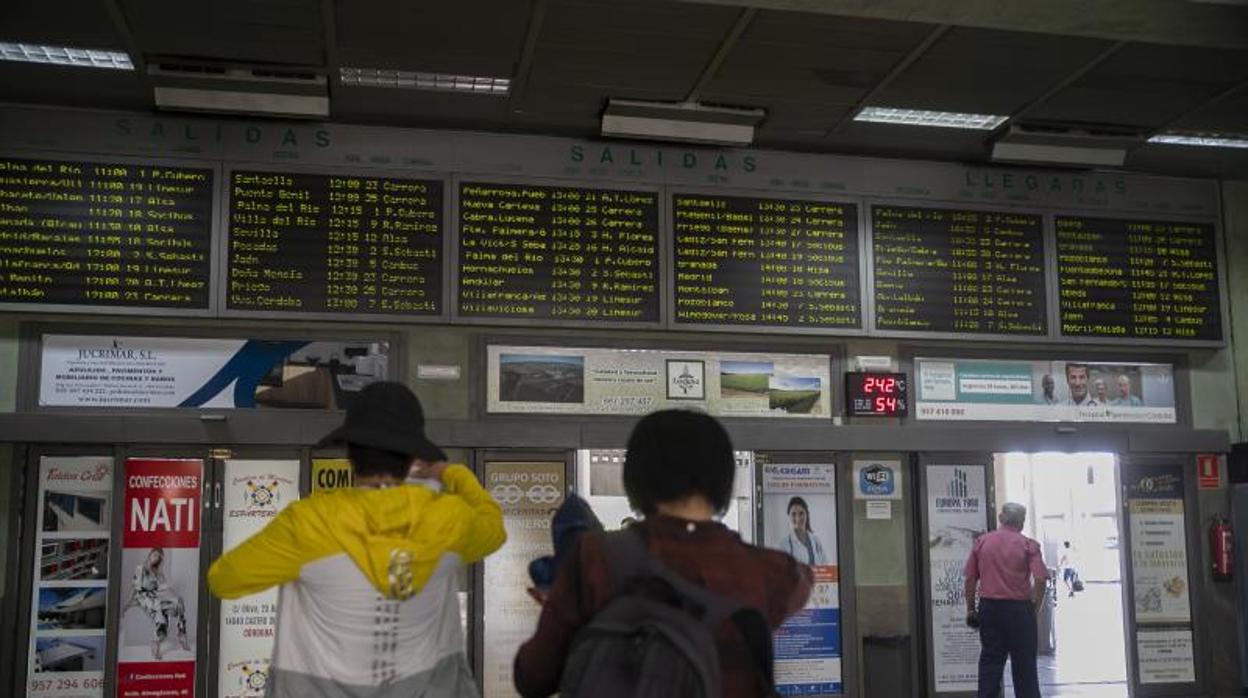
[774, 496, 828, 566]
[122, 547, 189, 660]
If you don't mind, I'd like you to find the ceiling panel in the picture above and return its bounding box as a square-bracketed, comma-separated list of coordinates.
[121, 0, 324, 65]
[0, 64, 150, 109]
[1127, 143, 1248, 179]
[1028, 43, 1248, 128]
[335, 1, 529, 74]
[1169, 89, 1248, 133]
[1, 1, 126, 48]
[704, 10, 927, 108]
[740, 10, 933, 51]
[544, 0, 741, 43]
[872, 28, 1113, 114]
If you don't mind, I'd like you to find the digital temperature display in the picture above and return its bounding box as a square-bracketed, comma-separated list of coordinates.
[845, 372, 909, 417]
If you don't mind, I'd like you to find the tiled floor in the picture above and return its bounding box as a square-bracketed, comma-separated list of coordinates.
[1005, 581, 1130, 697]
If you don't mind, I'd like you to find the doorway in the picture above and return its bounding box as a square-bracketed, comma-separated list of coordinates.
[995, 452, 1130, 698]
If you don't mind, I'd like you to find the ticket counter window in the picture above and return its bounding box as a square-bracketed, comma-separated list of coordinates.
[576, 449, 755, 541]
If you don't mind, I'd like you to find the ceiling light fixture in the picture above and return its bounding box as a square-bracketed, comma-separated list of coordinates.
[0, 41, 133, 70]
[854, 106, 1007, 130]
[339, 67, 510, 95]
[601, 100, 766, 146]
[1147, 132, 1248, 149]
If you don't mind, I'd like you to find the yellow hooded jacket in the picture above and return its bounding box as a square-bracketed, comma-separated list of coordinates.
[207, 464, 505, 696]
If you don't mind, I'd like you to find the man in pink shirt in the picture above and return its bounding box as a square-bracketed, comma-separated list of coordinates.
[964, 502, 1048, 698]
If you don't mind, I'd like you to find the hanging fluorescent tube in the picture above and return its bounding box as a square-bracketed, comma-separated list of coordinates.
[0, 41, 133, 70]
[1147, 132, 1248, 149]
[854, 106, 1007, 130]
[339, 67, 510, 95]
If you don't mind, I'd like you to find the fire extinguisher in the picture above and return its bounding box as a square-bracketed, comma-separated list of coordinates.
[1210, 516, 1233, 582]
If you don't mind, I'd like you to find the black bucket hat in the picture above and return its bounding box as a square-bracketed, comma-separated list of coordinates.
[317, 381, 446, 462]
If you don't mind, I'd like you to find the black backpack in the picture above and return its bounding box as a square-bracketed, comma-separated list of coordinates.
[558, 529, 777, 698]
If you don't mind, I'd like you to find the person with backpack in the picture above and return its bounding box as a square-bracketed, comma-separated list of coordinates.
[513, 409, 813, 698]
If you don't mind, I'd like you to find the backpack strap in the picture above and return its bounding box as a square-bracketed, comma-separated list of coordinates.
[601, 529, 777, 689]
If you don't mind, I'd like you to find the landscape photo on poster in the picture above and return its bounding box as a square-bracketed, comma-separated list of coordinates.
[768, 373, 824, 415]
[42, 489, 111, 533]
[37, 586, 107, 631]
[34, 635, 106, 673]
[719, 360, 772, 399]
[498, 353, 585, 403]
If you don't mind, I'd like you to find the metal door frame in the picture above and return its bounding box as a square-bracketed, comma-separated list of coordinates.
[204, 446, 306, 698]
[916, 452, 995, 698]
[471, 448, 574, 698]
[753, 450, 859, 698]
[13, 444, 118, 697]
[1119, 454, 1207, 696]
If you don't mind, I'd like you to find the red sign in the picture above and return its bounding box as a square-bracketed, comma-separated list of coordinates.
[118, 458, 202, 698]
[1198, 454, 1222, 490]
[123, 459, 202, 548]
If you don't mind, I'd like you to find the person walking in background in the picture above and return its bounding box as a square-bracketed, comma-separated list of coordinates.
[1058, 541, 1081, 597]
[514, 409, 812, 697]
[964, 502, 1048, 698]
[774, 496, 828, 565]
[208, 382, 506, 698]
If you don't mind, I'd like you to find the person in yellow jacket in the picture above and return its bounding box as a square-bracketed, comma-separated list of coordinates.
[208, 382, 505, 697]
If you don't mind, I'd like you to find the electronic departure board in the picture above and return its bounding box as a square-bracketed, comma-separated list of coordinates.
[227, 171, 443, 316]
[872, 206, 1046, 335]
[457, 182, 659, 322]
[672, 194, 861, 329]
[1056, 216, 1221, 340]
[0, 157, 213, 310]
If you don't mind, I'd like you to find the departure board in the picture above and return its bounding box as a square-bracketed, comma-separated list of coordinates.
[672, 194, 861, 328]
[0, 157, 213, 309]
[457, 182, 659, 322]
[872, 205, 1046, 335]
[1056, 216, 1221, 340]
[227, 171, 443, 316]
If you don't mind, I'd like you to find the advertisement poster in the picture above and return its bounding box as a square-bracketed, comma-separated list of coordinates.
[487, 344, 831, 418]
[853, 459, 902, 500]
[1137, 629, 1196, 684]
[481, 461, 566, 698]
[27, 456, 113, 698]
[40, 334, 389, 409]
[914, 358, 1176, 423]
[311, 458, 352, 495]
[116, 458, 202, 698]
[762, 462, 842, 694]
[217, 460, 300, 698]
[1127, 465, 1192, 624]
[926, 465, 988, 693]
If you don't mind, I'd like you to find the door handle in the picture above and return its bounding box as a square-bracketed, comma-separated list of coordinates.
[215, 482, 222, 509]
[203, 478, 211, 509]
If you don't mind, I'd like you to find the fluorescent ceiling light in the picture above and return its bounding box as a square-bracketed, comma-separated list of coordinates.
[0, 41, 132, 70]
[601, 99, 765, 146]
[154, 86, 328, 119]
[1147, 132, 1248, 149]
[339, 67, 509, 95]
[855, 106, 1007, 130]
